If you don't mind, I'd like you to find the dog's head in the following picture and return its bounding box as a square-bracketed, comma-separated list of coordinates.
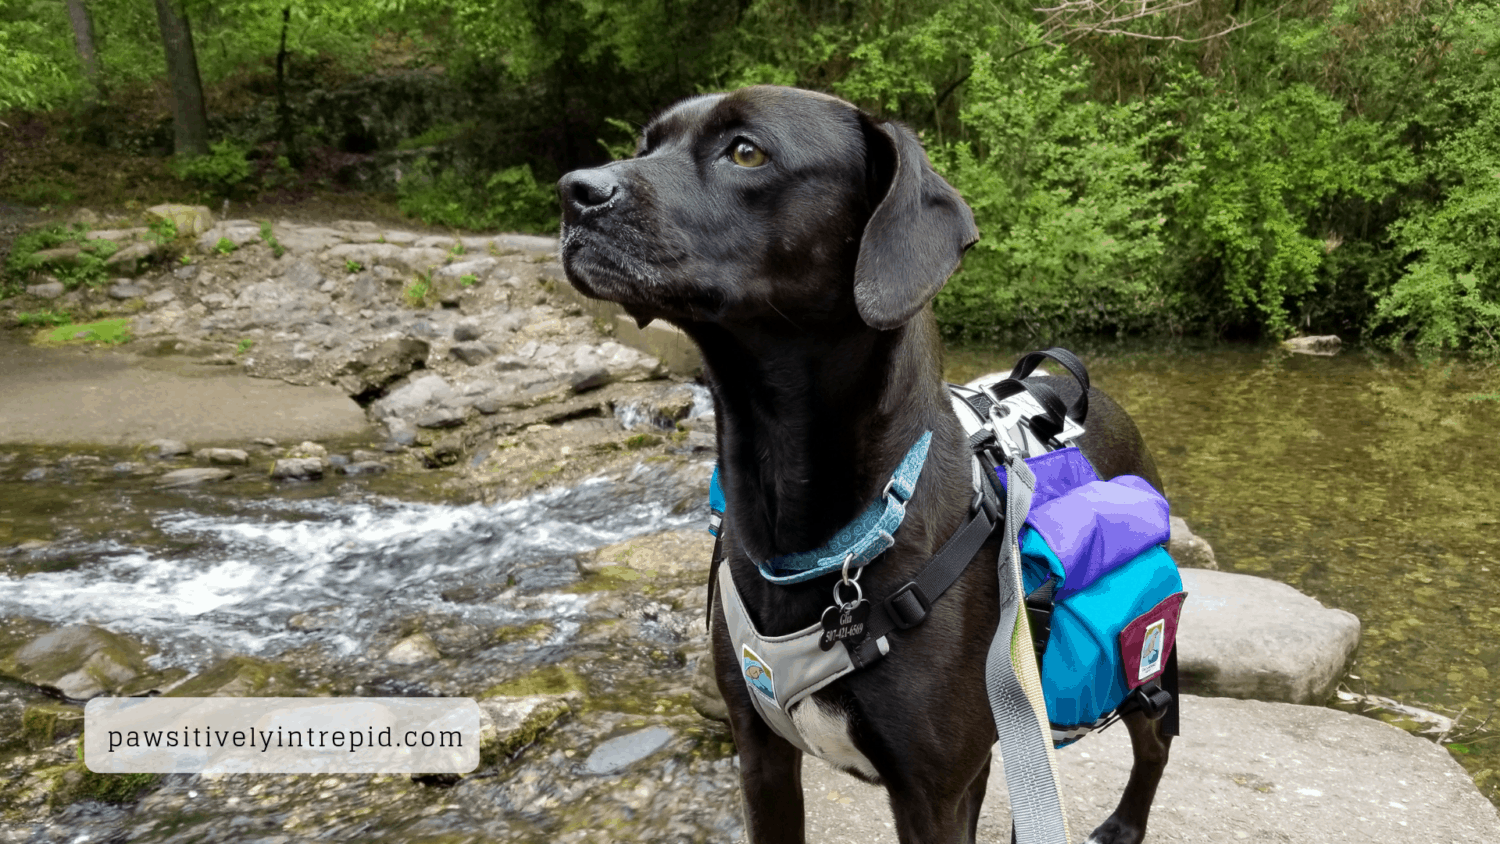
[558, 86, 978, 331]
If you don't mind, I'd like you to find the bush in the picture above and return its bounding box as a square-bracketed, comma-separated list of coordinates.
[933, 35, 1185, 338]
[398, 161, 558, 234]
[169, 139, 253, 197]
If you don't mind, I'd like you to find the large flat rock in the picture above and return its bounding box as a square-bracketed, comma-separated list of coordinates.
[1177, 569, 1360, 705]
[790, 695, 1499, 843]
[0, 340, 368, 446]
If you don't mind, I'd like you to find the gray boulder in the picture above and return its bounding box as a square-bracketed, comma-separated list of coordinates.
[1283, 334, 1342, 355]
[156, 467, 233, 487]
[270, 457, 324, 480]
[334, 338, 430, 396]
[374, 373, 456, 419]
[0, 625, 151, 700]
[1178, 569, 1360, 705]
[146, 203, 215, 237]
[26, 280, 65, 299]
[1169, 516, 1219, 570]
[794, 695, 1500, 843]
[195, 448, 249, 465]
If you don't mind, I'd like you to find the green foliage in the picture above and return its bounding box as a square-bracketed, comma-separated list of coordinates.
[258, 222, 284, 258]
[169, 140, 253, 197]
[215, 237, 238, 255]
[236, 337, 255, 354]
[934, 32, 1186, 338]
[1368, 4, 1500, 356]
[3, 224, 119, 291]
[0, 3, 79, 110]
[147, 218, 178, 247]
[16, 310, 71, 327]
[398, 161, 558, 234]
[403, 272, 433, 307]
[39, 317, 132, 346]
[344, 258, 364, 273]
[459, 273, 477, 288]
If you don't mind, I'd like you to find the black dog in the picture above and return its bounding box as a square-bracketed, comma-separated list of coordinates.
[558, 86, 1171, 844]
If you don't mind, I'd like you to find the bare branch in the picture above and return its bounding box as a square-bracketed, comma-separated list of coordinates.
[1033, 0, 1290, 46]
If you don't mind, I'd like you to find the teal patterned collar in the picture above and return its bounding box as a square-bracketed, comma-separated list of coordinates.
[748, 431, 932, 584]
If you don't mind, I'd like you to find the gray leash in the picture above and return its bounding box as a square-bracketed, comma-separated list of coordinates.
[985, 454, 1072, 843]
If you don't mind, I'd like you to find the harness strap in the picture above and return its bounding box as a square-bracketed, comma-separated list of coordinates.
[987, 454, 1072, 844]
[849, 481, 998, 669]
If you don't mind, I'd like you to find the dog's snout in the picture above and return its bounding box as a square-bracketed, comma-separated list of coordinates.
[559, 169, 620, 219]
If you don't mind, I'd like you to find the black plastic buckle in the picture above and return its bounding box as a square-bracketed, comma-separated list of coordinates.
[1125, 681, 1174, 721]
[885, 582, 931, 630]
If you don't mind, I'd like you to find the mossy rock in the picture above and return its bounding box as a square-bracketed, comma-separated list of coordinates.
[164, 656, 305, 698]
[21, 703, 85, 750]
[47, 762, 160, 807]
[477, 694, 574, 767]
[0, 624, 152, 700]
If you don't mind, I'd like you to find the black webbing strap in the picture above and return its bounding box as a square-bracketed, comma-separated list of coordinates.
[989, 377, 1070, 443]
[1006, 347, 1091, 423]
[705, 532, 724, 633]
[850, 461, 1002, 669]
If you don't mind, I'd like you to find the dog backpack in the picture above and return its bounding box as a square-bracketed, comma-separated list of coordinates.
[951, 348, 1184, 747]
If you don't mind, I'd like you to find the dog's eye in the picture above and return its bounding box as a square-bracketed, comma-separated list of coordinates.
[730, 140, 769, 168]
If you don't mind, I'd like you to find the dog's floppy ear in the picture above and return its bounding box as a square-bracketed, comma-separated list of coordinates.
[853, 118, 979, 330]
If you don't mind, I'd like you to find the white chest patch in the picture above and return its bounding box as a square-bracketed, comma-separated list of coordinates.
[789, 698, 879, 781]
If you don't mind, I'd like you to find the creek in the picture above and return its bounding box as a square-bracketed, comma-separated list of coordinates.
[1, 339, 1497, 838]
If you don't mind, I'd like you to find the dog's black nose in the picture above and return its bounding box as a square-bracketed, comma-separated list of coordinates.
[558, 169, 620, 220]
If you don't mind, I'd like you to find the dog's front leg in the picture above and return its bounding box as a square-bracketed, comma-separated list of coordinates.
[730, 704, 806, 844]
[1083, 710, 1172, 844]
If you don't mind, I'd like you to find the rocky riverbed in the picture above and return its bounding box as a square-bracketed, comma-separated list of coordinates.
[2, 207, 1496, 841]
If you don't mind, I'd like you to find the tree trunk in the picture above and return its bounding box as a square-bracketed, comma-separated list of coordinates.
[65, 0, 103, 100]
[153, 0, 209, 156]
[275, 6, 296, 162]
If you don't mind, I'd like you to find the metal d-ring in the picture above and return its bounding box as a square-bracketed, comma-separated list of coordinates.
[834, 553, 864, 609]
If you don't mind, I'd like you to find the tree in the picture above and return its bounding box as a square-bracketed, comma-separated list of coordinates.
[152, 0, 208, 155]
[64, 0, 102, 99]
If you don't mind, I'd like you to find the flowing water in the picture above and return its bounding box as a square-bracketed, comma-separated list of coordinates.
[950, 339, 1500, 803]
[2, 342, 1497, 833]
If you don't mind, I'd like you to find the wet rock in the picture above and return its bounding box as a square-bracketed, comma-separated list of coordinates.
[584, 726, 675, 775]
[1169, 516, 1219, 570]
[342, 460, 389, 475]
[194, 447, 249, 466]
[0, 625, 151, 700]
[478, 694, 573, 765]
[156, 467, 234, 487]
[145, 438, 191, 459]
[25, 280, 65, 299]
[22, 467, 47, 481]
[196, 221, 261, 252]
[578, 529, 715, 580]
[386, 418, 418, 447]
[166, 655, 302, 697]
[454, 323, 482, 342]
[334, 337, 431, 396]
[386, 633, 441, 665]
[143, 288, 176, 305]
[351, 449, 384, 463]
[682, 430, 716, 452]
[1283, 334, 1342, 355]
[21, 702, 85, 749]
[291, 440, 328, 459]
[690, 654, 729, 723]
[1178, 569, 1360, 705]
[570, 367, 611, 393]
[270, 457, 324, 480]
[146, 203, 214, 237]
[449, 342, 493, 366]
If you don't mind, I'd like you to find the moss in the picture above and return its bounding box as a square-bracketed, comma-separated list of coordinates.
[623, 434, 661, 451]
[21, 703, 84, 750]
[36, 317, 132, 346]
[481, 699, 571, 766]
[492, 621, 553, 645]
[165, 656, 304, 697]
[481, 665, 586, 699]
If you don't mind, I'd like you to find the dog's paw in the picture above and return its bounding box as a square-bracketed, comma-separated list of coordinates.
[1084, 817, 1145, 844]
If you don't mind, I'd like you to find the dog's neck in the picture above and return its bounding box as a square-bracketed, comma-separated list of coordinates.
[685, 309, 962, 565]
